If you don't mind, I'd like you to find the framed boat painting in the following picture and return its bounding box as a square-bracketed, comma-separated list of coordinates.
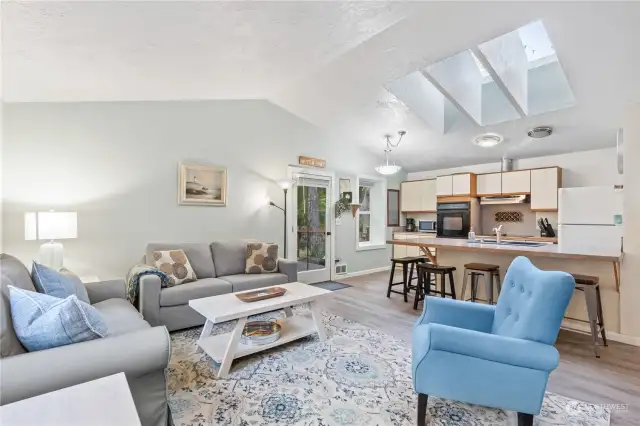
[178, 163, 227, 206]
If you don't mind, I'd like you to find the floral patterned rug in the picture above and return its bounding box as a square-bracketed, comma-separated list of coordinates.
[167, 308, 611, 426]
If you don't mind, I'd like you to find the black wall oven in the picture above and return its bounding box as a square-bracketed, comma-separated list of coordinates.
[437, 202, 471, 238]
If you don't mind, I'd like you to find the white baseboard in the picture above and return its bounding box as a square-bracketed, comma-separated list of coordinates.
[337, 266, 391, 279]
[562, 319, 640, 347]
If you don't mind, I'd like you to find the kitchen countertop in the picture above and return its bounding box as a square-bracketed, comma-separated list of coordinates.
[387, 237, 622, 262]
[393, 232, 557, 243]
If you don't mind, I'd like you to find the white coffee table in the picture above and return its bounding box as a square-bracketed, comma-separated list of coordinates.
[189, 282, 332, 378]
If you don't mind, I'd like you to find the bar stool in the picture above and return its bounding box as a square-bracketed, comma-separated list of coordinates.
[461, 263, 501, 305]
[387, 256, 427, 302]
[568, 273, 607, 358]
[413, 264, 456, 310]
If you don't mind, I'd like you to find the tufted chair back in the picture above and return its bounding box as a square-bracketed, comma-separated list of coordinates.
[491, 256, 575, 345]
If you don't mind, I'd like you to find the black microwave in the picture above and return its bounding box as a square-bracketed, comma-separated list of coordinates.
[418, 220, 437, 232]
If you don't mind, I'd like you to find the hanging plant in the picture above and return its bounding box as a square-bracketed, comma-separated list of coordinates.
[335, 197, 351, 218]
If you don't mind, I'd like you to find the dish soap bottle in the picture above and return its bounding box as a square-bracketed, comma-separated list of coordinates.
[468, 226, 476, 242]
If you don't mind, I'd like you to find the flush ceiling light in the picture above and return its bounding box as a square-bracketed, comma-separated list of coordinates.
[375, 131, 406, 175]
[473, 133, 504, 148]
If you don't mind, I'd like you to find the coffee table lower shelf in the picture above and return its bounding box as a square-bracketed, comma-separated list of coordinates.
[198, 315, 319, 369]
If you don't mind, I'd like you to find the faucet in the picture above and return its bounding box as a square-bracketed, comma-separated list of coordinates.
[493, 224, 504, 244]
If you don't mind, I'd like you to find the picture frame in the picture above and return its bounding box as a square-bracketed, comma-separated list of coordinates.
[178, 163, 227, 206]
[387, 189, 400, 227]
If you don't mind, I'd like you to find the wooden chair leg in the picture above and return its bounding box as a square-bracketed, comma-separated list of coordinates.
[461, 269, 469, 301]
[517, 412, 533, 426]
[387, 261, 396, 298]
[439, 273, 445, 298]
[406, 262, 414, 303]
[483, 271, 493, 304]
[417, 393, 429, 426]
[471, 274, 478, 302]
[425, 272, 431, 296]
[583, 285, 601, 358]
[413, 268, 423, 310]
[595, 285, 608, 346]
[448, 271, 456, 299]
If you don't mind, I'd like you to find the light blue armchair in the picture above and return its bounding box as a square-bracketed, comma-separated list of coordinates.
[412, 256, 575, 426]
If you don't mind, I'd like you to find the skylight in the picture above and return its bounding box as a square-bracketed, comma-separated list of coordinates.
[518, 21, 556, 65]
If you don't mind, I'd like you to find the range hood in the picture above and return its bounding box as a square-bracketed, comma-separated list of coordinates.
[480, 195, 529, 205]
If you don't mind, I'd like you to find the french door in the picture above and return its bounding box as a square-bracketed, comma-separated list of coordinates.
[289, 170, 333, 283]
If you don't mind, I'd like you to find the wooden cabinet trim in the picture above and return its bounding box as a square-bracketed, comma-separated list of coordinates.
[476, 192, 503, 197]
[437, 195, 473, 202]
[531, 208, 559, 212]
[501, 191, 531, 196]
[403, 210, 437, 213]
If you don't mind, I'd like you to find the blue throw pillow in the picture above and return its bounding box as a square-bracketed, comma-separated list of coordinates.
[8, 286, 107, 352]
[31, 262, 90, 304]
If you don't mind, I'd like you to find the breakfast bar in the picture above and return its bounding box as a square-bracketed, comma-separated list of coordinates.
[387, 237, 624, 333]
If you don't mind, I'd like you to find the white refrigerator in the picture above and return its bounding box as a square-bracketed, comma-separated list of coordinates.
[558, 186, 623, 254]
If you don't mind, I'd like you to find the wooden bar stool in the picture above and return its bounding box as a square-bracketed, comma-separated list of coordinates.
[461, 263, 501, 305]
[387, 256, 427, 302]
[568, 273, 607, 358]
[413, 264, 456, 310]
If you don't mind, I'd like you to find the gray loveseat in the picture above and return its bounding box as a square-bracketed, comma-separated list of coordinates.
[141, 240, 297, 331]
[0, 254, 171, 426]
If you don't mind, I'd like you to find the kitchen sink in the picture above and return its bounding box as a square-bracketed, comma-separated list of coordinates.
[476, 239, 546, 247]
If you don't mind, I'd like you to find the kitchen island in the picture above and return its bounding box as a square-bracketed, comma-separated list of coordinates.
[387, 237, 623, 333]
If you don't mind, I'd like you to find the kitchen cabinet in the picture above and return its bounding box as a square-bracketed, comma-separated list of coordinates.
[531, 167, 562, 211]
[400, 180, 436, 212]
[452, 174, 476, 196]
[501, 170, 531, 194]
[476, 173, 502, 196]
[436, 175, 453, 196]
[437, 174, 475, 197]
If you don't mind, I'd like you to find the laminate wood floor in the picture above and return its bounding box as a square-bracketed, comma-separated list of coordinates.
[328, 272, 640, 425]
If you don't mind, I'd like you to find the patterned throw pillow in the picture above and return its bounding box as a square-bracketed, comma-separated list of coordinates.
[151, 250, 197, 287]
[245, 242, 278, 274]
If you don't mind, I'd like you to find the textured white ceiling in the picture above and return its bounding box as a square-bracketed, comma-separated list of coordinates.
[3, 1, 640, 171]
[2, 1, 405, 101]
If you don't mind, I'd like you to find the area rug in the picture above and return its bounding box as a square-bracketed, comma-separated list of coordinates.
[167, 308, 611, 426]
[309, 281, 352, 291]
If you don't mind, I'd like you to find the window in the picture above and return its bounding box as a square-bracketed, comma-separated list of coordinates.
[356, 176, 387, 250]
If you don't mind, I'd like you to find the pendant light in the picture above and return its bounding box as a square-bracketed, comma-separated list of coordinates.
[375, 131, 405, 175]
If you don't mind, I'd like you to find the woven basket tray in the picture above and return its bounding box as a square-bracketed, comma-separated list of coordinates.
[235, 286, 287, 303]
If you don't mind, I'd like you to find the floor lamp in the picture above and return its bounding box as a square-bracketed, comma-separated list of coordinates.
[269, 180, 293, 258]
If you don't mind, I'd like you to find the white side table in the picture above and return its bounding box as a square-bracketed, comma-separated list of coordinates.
[0, 373, 141, 426]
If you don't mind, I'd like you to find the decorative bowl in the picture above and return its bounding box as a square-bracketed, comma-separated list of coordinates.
[241, 320, 281, 346]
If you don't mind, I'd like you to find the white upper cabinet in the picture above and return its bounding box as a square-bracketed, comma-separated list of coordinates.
[421, 179, 437, 211]
[501, 170, 531, 194]
[531, 167, 561, 211]
[476, 173, 502, 196]
[400, 181, 420, 212]
[452, 173, 475, 196]
[400, 180, 437, 212]
[436, 175, 453, 196]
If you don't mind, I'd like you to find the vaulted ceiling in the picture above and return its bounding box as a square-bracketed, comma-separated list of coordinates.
[3, 1, 640, 171]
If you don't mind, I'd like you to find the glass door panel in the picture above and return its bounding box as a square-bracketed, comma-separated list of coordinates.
[295, 183, 331, 282]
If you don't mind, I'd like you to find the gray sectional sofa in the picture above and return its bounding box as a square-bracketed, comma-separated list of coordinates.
[141, 240, 297, 331]
[0, 254, 171, 426]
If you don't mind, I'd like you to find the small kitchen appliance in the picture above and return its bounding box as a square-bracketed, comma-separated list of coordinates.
[418, 220, 437, 233]
[405, 218, 416, 232]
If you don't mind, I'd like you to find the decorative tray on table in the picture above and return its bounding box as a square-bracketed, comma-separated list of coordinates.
[235, 286, 287, 303]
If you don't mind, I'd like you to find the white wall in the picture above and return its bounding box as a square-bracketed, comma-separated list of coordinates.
[621, 103, 640, 339]
[1, 100, 402, 279]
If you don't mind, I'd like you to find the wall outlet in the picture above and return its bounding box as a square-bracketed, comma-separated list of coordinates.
[335, 264, 348, 274]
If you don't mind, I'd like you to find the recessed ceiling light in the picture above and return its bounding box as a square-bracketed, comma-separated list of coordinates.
[473, 133, 503, 148]
[527, 126, 553, 139]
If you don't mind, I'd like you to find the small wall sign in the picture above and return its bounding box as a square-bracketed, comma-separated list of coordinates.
[299, 156, 326, 168]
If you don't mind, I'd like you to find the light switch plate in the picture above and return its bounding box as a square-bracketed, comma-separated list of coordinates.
[336, 219, 342, 226]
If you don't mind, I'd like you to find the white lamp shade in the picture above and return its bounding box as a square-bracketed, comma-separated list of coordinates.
[25, 212, 78, 241]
